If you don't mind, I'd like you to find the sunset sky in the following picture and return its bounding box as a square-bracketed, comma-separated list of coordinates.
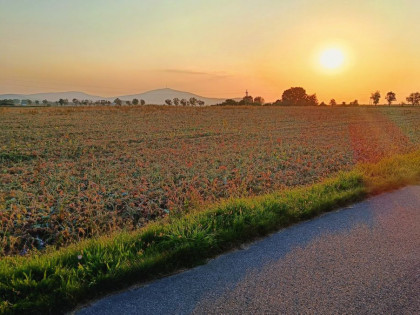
[1, 0, 419, 103]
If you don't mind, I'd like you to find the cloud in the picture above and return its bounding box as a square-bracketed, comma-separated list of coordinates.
[161, 69, 230, 78]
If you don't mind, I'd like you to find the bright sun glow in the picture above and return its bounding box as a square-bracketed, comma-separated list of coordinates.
[320, 48, 345, 70]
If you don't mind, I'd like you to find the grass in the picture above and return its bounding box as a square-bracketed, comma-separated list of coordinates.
[0, 150, 419, 314]
[0, 152, 36, 163]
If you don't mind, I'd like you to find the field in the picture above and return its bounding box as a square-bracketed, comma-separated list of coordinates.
[1, 106, 419, 256]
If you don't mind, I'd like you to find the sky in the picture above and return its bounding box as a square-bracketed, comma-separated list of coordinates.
[1, 0, 419, 103]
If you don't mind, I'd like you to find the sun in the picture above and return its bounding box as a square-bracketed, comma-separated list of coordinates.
[319, 48, 345, 70]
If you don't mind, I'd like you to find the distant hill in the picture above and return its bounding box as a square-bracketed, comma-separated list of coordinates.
[0, 88, 239, 105]
[112, 88, 238, 105]
[0, 91, 102, 102]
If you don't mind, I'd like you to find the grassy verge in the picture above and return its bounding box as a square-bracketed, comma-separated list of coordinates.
[1, 151, 419, 314]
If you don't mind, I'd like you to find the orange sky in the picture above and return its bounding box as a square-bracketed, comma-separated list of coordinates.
[1, 0, 419, 103]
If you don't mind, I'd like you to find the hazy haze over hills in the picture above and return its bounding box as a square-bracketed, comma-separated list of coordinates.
[0, 88, 238, 105]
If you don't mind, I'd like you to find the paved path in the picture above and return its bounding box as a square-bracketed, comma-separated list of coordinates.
[78, 186, 420, 314]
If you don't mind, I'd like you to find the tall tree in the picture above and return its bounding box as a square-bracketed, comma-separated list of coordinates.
[370, 91, 381, 106]
[385, 91, 396, 106]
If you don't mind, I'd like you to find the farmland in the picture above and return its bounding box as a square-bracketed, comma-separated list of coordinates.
[0, 106, 419, 256]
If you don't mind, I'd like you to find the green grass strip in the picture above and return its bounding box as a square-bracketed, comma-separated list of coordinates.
[0, 151, 419, 314]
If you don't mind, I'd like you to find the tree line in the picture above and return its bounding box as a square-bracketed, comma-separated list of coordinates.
[217, 87, 420, 107]
[369, 91, 420, 106]
[161, 97, 205, 106]
[1, 88, 420, 107]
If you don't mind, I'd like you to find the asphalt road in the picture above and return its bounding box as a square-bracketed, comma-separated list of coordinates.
[78, 186, 420, 314]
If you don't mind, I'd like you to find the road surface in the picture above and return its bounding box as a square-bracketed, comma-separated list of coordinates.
[78, 186, 420, 314]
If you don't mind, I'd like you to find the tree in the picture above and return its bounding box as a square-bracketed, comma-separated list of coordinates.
[114, 98, 122, 106]
[180, 99, 187, 106]
[58, 98, 65, 106]
[0, 99, 15, 106]
[342, 101, 346, 106]
[319, 101, 327, 106]
[242, 95, 253, 105]
[132, 98, 139, 105]
[35, 100, 40, 105]
[370, 91, 381, 106]
[281, 87, 316, 106]
[406, 92, 420, 106]
[173, 98, 180, 106]
[385, 92, 396, 106]
[27, 99, 32, 105]
[42, 99, 48, 105]
[189, 97, 197, 106]
[306, 94, 318, 106]
[165, 99, 172, 106]
[223, 99, 238, 106]
[254, 96, 265, 105]
[140, 99, 145, 105]
[329, 99, 337, 106]
[126, 101, 131, 105]
[72, 98, 79, 105]
[197, 100, 205, 106]
[350, 100, 359, 106]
